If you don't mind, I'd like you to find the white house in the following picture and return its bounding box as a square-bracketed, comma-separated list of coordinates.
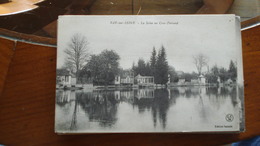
[135, 74, 154, 85]
[177, 78, 186, 85]
[57, 70, 76, 87]
[198, 74, 206, 84]
[114, 70, 134, 85]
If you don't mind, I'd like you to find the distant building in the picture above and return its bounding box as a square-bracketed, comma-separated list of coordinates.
[178, 78, 186, 85]
[57, 69, 76, 87]
[225, 78, 233, 85]
[191, 79, 199, 84]
[135, 74, 154, 85]
[217, 76, 221, 83]
[114, 70, 134, 85]
[167, 74, 171, 84]
[198, 74, 206, 84]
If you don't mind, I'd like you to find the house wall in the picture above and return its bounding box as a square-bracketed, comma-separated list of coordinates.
[121, 76, 134, 84]
[136, 77, 154, 84]
[114, 76, 120, 85]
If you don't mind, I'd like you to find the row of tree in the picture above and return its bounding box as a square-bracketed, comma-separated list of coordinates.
[60, 33, 237, 86]
[206, 60, 237, 83]
[174, 60, 237, 84]
[61, 34, 121, 85]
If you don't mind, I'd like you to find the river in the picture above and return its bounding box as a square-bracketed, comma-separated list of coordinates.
[55, 86, 242, 133]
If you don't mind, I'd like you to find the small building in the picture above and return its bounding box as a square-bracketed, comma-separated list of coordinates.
[198, 74, 206, 84]
[121, 75, 134, 85]
[114, 70, 134, 85]
[177, 78, 186, 85]
[57, 69, 76, 87]
[135, 74, 154, 85]
[217, 76, 221, 83]
[191, 79, 199, 84]
[135, 89, 154, 99]
[225, 78, 233, 85]
[114, 76, 121, 85]
[167, 74, 171, 84]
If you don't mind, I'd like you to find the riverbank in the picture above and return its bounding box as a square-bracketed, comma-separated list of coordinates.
[56, 83, 237, 91]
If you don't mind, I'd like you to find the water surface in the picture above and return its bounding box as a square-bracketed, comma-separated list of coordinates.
[55, 86, 241, 133]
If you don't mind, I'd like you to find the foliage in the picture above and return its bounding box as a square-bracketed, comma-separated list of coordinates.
[228, 60, 237, 82]
[218, 67, 229, 82]
[150, 47, 157, 76]
[205, 61, 237, 84]
[155, 46, 169, 84]
[168, 66, 178, 83]
[85, 50, 120, 85]
[132, 46, 169, 85]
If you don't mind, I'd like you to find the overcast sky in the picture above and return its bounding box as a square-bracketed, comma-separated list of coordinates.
[57, 15, 241, 73]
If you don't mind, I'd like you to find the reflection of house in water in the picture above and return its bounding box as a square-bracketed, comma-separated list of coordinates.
[56, 70, 76, 87]
[135, 74, 154, 86]
[114, 91, 121, 100]
[114, 90, 154, 101]
[135, 89, 154, 99]
[56, 90, 76, 105]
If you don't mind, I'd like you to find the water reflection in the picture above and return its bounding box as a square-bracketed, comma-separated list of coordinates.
[55, 86, 240, 132]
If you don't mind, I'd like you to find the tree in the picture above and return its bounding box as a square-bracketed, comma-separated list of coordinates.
[204, 65, 219, 83]
[228, 60, 237, 82]
[132, 58, 151, 76]
[150, 47, 157, 76]
[219, 67, 229, 82]
[193, 53, 209, 75]
[64, 33, 90, 82]
[86, 50, 120, 85]
[168, 66, 178, 83]
[155, 46, 169, 84]
[211, 65, 219, 76]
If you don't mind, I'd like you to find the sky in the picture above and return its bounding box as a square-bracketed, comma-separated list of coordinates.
[57, 15, 242, 73]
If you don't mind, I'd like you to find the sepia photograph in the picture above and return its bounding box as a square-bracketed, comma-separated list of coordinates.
[55, 15, 244, 133]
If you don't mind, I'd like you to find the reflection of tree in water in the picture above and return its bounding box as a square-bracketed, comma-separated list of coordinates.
[70, 94, 80, 131]
[56, 90, 71, 106]
[206, 86, 238, 108]
[77, 91, 119, 127]
[152, 89, 170, 129]
[56, 90, 76, 117]
[171, 87, 200, 99]
[133, 89, 172, 129]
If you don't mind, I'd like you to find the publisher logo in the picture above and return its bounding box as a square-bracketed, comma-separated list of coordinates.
[225, 114, 234, 122]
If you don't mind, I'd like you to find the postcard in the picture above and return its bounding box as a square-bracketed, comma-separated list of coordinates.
[56, 15, 244, 133]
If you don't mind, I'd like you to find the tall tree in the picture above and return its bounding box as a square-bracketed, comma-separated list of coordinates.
[155, 46, 169, 84]
[64, 33, 90, 82]
[150, 47, 157, 76]
[193, 53, 209, 75]
[228, 60, 237, 82]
